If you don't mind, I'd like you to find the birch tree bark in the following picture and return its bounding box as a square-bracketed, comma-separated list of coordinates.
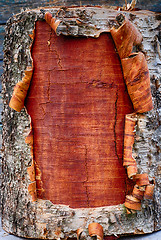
[1, 6, 161, 239]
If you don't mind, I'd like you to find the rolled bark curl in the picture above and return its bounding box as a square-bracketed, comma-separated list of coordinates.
[111, 14, 154, 213]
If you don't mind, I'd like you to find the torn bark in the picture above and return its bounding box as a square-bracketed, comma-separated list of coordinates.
[9, 67, 33, 112]
[1, 6, 161, 239]
[110, 16, 142, 59]
[121, 52, 153, 113]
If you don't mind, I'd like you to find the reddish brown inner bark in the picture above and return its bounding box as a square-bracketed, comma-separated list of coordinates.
[26, 21, 133, 208]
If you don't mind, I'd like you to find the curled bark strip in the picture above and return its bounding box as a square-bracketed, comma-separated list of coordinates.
[27, 162, 35, 182]
[121, 52, 153, 113]
[135, 173, 150, 186]
[9, 67, 33, 112]
[121, 0, 137, 11]
[132, 185, 144, 200]
[88, 223, 104, 240]
[28, 181, 37, 202]
[45, 12, 61, 34]
[110, 15, 142, 59]
[111, 15, 155, 213]
[123, 114, 137, 169]
[124, 195, 141, 211]
[127, 165, 137, 179]
[25, 128, 33, 146]
[77, 228, 84, 240]
[29, 29, 35, 40]
[123, 114, 136, 181]
[9, 28, 35, 112]
[25, 127, 34, 160]
[35, 162, 45, 198]
[45, 11, 52, 25]
[144, 179, 155, 200]
[126, 208, 136, 215]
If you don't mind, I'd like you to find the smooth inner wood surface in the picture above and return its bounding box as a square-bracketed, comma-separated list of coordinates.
[26, 20, 133, 208]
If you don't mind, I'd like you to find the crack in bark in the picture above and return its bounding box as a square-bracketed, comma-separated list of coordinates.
[39, 102, 50, 120]
[83, 145, 90, 207]
[52, 40, 63, 70]
[54, 48, 63, 69]
[12, 189, 20, 233]
[47, 71, 51, 101]
[48, 30, 63, 69]
[114, 88, 120, 162]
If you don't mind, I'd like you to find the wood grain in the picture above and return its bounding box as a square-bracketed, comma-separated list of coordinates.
[26, 20, 134, 208]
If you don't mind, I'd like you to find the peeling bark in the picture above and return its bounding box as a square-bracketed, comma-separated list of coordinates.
[1, 6, 161, 239]
[114, 88, 120, 162]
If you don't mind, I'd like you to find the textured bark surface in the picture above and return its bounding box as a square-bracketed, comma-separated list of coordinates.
[1, 6, 161, 239]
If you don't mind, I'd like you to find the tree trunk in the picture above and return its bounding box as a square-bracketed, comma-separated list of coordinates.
[1, 6, 161, 240]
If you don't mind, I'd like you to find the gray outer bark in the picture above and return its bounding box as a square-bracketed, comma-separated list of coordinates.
[1, 7, 161, 239]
